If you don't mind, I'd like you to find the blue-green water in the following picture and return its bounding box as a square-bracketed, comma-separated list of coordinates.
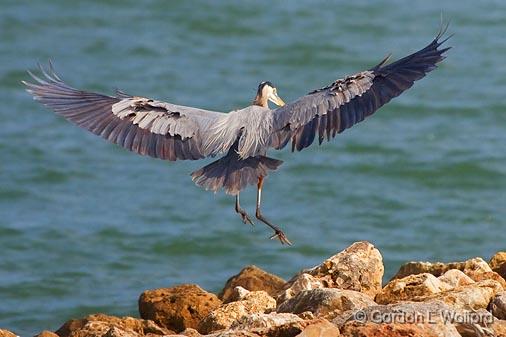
[1, 1, 506, 335]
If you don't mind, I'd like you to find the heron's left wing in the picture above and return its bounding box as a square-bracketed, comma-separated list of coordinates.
[270, 27, 451, 152]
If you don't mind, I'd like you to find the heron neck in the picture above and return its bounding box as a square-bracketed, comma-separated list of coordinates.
[253, 94, 268, 108]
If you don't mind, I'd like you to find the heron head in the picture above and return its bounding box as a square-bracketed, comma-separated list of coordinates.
[254, 81, 285, 108]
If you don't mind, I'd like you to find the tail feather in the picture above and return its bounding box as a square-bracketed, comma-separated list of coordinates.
[191, 150, 283, 195]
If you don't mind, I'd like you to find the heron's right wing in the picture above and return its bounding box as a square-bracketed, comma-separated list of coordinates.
[23, 63, 228, 161]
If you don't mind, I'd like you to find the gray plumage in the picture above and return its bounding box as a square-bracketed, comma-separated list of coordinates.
[23, 27, 450, 244]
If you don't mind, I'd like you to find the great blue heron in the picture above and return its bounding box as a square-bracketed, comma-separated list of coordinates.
[24, 28, 450, 245]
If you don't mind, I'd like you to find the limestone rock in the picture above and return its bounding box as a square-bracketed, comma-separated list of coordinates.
[198, 291, 276, 334]
[493, 320, 506, 337]
[438, 269, 475, 288]
[466, 270, 506, 289]
[35, 332, 59, 337]
[392, 257, 492, 280]
[0, 329, 17, 337]
[207, 331, 261, 337]
[491, 292, 506, 319]
[277, 288, 376, 320]
[418, 280, 503, 310]
[282, 242, 383, 301]
[56, 314, 172, 337]
[490, 252, 506, 279]
[226, 286, 252, 303]
[376, 273, 452, 304]
[332, 300, 452, 327]
[340, 320, 461, 337]
[219, 266, 286, 303]
[138, 284, 221, 332]
[277, 274, 324, 304]
[294, 320, 340, 337]
[179, 328, 202, 337]
[230, 312, 305, 337]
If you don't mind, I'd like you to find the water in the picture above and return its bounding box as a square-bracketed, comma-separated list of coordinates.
[1, 0, 506, 335]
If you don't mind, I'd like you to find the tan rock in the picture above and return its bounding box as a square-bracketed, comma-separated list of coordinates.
[35, 331, 59, 337]
[219, 266, 286, 303]
[392, 257, 492, 280]
[277, 274, 324, 304]
[418, 279, 503, 310]
[466, 270, 506, 289]
[493, 320, 506, 337]
[68, 322, 141, 337]
[226, 286, 252, 303]
[438, 269, 475, 288]
[294, 320, 340, 337]
[376, 273, 452, 304]
[491, 292, 506, 319]
[230, 312, 305, 336]
[198, 291, 276, 334]
[138, 284, 222, 332]
[332, 300, 451, 327]
[56, 314, 172, 337]
[0, 329, 17, 337]
[340, 320, 460, 337]
[490, 252, 506, 277]
[277, 288, 376, 319]
[281, 241, 383, 302]
[179, 328, 202, 336]
[207, 331, 261, 337]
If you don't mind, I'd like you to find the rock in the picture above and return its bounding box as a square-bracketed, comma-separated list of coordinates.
[207, 331, 261, 337]
[277, 274, 324, 304]
[332, 300, 452, 327]
[294, 320, 340, 337]
[56, 314, 172, 337]
[281, 242, 383, 302]
[198, 291, 276, 334]
[179, 328, 202, 337]
[230, 312, 305, 337]
[493, 320, 506, 337]
[340, 320, 461, 337]
[277, 288, 376, 320]
[226, 286, 252, 303]
[466, 270, 506, 289]
[138, 284, 222, 332]
[376, 273, 452, 304]
[419, 280, 503, 310]
[490, 252, 506, 278]
[0, 329, 17, 337]
[35, 332, 59, 337]
[438, 269, 475, 288]
[392, 257, 492, 280]
[219, 266, 286, 303]
[491, 292, 506, 319]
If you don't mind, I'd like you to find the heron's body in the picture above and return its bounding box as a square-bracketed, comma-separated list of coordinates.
[24, 26, 451, 244]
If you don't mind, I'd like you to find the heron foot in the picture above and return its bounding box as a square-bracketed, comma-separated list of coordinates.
[269, 229, 292, 246]
[255, 209, 292, 246]
[236, 207, 254, 226]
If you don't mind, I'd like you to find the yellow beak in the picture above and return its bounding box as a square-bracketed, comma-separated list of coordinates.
[269, 92, 286, 107]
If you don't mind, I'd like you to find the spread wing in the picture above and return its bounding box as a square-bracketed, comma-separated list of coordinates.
[23, 63, 227, 161]
[270, 27, 451, 152]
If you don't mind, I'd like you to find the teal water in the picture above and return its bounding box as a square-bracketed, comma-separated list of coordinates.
[1, 0, 506, 335]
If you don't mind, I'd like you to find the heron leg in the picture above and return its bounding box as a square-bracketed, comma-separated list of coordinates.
[235, 193, 254, 226]
[255, 176, 292, 245]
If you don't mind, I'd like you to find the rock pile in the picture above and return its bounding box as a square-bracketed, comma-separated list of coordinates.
[3, 243, 506, 337]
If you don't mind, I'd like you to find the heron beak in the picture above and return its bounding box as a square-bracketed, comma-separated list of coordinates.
[269, 92, 285, 107]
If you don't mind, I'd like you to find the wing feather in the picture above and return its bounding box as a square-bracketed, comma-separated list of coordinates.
[23, 64, 229, 161]
[271, 28, 451, 152]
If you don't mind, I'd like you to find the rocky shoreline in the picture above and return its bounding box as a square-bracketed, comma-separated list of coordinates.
[2, 241, 506, 337]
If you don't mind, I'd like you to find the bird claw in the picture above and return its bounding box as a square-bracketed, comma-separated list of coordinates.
[238, 211, 254, 226]
[270, 230, 292, 246]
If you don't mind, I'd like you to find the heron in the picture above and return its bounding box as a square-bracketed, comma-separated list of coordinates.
[23, 27, 450, 245]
